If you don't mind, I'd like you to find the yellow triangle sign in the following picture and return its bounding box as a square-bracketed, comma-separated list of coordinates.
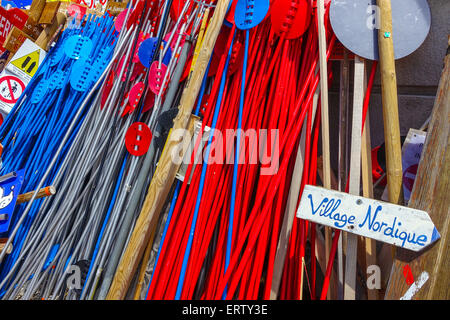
[10, 49, 41, 77]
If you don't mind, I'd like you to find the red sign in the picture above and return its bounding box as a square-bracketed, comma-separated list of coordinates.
[0, 7, 28, 54]
[0, 75, 25, 104]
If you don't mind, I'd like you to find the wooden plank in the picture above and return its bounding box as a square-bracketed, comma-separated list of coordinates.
[133, 114, 197, 300]
[343, 56, 365, 300]
[377, 0, 403, 204]
[106, 0, 232, 300]
[384, 37, 450, 300]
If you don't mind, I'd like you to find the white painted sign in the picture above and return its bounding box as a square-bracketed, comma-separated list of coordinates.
[6, 39, 46, 82]
[296, 185, 440, 251]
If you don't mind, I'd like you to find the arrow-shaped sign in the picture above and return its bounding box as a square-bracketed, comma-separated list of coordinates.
[297, 185, 440, 252]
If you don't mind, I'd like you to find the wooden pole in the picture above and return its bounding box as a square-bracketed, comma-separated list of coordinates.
[337, 51, 351, 299]
[385, 37, 450, 300]
[377, 0, 403, 205]
[317, 0, 335, 299]
[106, 0, 231, 300]
[16, 186, 56, 204]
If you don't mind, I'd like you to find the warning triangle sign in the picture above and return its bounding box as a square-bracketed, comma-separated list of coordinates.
[10, 49, 40, 77]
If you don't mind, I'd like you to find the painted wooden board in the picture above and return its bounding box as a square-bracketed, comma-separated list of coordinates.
[3, 26, 32, 55]
[296, 185, 440, 252]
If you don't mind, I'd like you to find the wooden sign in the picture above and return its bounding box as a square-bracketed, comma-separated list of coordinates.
[296, 185, 440, 252]
[3, 26, 33, 55]
[22, 17, 44, 40]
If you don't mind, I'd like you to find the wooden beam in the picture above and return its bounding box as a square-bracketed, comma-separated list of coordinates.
[106, 0, 232, 300]
[384, 37, 450, 300]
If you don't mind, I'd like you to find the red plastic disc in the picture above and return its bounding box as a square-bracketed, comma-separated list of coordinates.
[114, 9, 128, 32]
[149, 61, 168, 95]
[121, 81, 145, 117]
[125, 122, 152, 156]
[270, 0, 312, 39]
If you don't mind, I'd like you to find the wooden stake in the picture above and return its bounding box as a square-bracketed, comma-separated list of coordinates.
[337, 50, 351, 299]
[106, 0, 231, 300]
[344, 56, 366, 300]
[377, 0, 403, 205]
[317, 0, 334, 300]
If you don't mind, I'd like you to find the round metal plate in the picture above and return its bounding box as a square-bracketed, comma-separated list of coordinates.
[330, 0, 431, 60]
